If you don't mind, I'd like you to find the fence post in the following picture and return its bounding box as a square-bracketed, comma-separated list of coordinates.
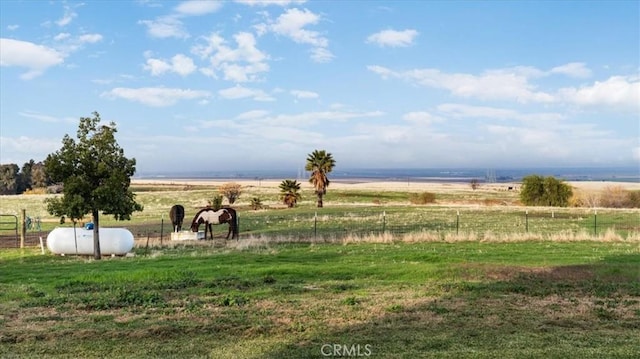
[314, 212, 317, 240]
[525, 210, 528, 233]
[20, 209, 26, 248]
[594, 210, 597, 236]
[456, 210, 459, 235]
[382, 211, 386, 233]
[160, 215, 164, 243]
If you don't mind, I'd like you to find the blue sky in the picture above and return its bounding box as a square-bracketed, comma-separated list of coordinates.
[1, 0, 639, 174]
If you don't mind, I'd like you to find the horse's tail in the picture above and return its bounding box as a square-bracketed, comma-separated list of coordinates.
[229, 208, 239, 240]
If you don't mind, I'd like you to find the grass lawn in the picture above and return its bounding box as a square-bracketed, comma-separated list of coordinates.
[1, 241, 639, 358]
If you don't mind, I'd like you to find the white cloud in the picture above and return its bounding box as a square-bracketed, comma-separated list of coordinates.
[18, 111, 76, 124]
[437, 103, 519, 120]
[291, 89, 318, 99]
[193, 31, 270, 82]
[237, 110, 270, 119]
[144, 58, 172, 76]
[402, 111, 442, 126]
[7, 25, 19, 31]
[174, 0, 223, 16]
[139, 1, 223, 39]
[309, 47, 334, 63]
[56, 5, 77, 27]
[368, 65, 555, 103]
[271, 8, 326, 47]
[144, 53, 197, 76]
[234, 0, 306, 6]
[259, 110, 384, 127]
[101, 87, 211, 107]
[0, 38, 65, 79]
[219, 62, 270, 82]
[366, 29, 418, 47]
[258, 7, 333, 63]
[0, 136, 61, 163]
[139, 16, 189, 39]
[550, 62, 592, 78]
[559, 76, 640, 110]
[54, 33, 71, 41]
[78, 34, 103, 44]
[633, 146, 640, 161]
[218, 85, 275, 101]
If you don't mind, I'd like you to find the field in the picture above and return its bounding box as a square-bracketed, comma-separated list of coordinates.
[0, 180, 639, 358]
[1, 179, 639, 243]
[1, 241, 639, 358]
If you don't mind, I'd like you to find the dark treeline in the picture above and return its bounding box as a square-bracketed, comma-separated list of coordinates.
[0, 159, 56, 195]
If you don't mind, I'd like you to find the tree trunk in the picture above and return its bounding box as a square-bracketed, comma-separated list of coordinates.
[316, 192, 324, 208]
[92, 209, 101, 260]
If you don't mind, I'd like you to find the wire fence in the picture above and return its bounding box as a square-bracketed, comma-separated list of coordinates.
[2, 208, 638, 249]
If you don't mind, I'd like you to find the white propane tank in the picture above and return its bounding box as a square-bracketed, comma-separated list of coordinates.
[47, 227, 134, 256]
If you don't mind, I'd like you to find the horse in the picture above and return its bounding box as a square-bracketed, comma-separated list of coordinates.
[190, 207, 239, 240]
[169, 204, 185, 232]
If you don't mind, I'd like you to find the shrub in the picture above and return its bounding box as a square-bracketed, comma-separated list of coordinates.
[570, 189, 600, 208]
[520, 175, 572, 207]
[626, 190, 640, 208]
[250, 197, 263, 210]
[409, 192, 436, 204]
[208, 195, 223, 211]
[600, 186, 628, 208]
[218, 182, 242, 204]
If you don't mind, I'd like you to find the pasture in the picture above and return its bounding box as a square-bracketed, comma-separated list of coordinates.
[0, 179, 639, 244]
[0, 179, 639, 357]
[1, 241, 639, 358]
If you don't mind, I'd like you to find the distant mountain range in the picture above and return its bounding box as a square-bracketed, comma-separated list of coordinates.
[136, 166, 640, 183]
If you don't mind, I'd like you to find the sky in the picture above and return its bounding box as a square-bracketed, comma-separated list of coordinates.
[1, 0, 639, 175]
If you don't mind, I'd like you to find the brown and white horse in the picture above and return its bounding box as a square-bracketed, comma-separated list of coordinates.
[190, 207, 239, 240]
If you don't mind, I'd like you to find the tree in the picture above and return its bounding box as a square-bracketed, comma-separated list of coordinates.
[218, 182, 242, 204]
[208, 195, 223, 211]
[470, 179, 480, 190]
[0, 164, 19, 194]
[520, 175, 572, 207]
[31, 162, 50, 188]
[250, 197, 263, 210]
[305, 149, 335, 208]
[44, 112, 143, 259]
[19, 159, 36, 193]
[279, 179, 302, 208]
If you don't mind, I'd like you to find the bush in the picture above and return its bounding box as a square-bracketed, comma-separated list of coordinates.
[218, 182, 242, 204]
[208, 195, 223, 211]
[570, 189, 600, 208]
[626, 190, 640, 208]
[250, 197, 263, 210]
[520, 175, 572, 207]
[600, 186, 628, 208]
[409, 192, 436, 204]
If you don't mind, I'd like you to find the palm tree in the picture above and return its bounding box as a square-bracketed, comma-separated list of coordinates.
[305, 149, 336, 208]
[250, 197, 263, 210]
[279, 179, 302, 208]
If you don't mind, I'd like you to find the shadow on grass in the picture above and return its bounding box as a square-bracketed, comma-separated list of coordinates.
[261, 254, 640, 359]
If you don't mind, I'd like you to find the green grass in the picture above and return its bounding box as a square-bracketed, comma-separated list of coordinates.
[1, 241, 639, 358]
[1, 183, 637, 240]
